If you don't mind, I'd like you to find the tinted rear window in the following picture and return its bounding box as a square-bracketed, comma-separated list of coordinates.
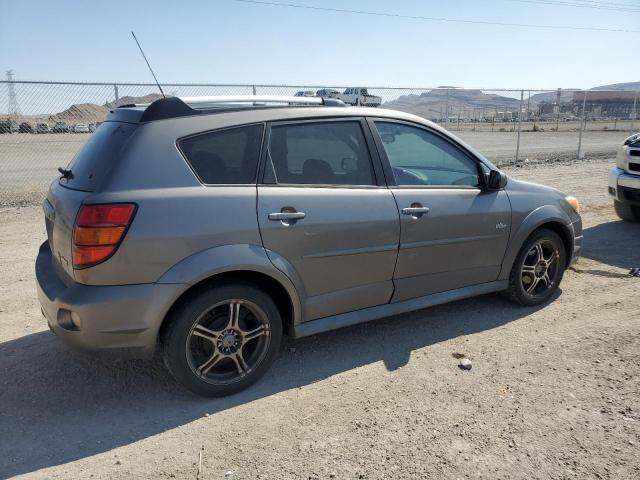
[61, 122, 137, 192]
[179, 124, 264, 184]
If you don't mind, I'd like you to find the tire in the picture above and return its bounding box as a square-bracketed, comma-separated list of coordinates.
[614, 200, 640, 222]
[504, 228, 567, 306]
[161, 282, 283, 397]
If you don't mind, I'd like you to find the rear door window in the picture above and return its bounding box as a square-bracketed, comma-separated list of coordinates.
[179, 124, 264, 184]
[266, 121, 375, 186]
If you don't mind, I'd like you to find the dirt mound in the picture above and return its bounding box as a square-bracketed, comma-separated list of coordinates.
[108, 93, 164, 107]
[49, 103, 110, 123]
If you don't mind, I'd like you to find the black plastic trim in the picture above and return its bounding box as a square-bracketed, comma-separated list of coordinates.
[139, 97, 197, 122]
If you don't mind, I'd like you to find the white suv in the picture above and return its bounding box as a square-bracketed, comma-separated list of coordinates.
[608, 133, 640, 222]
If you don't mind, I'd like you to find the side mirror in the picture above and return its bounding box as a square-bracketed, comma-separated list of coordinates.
[487, 170, 508, 190]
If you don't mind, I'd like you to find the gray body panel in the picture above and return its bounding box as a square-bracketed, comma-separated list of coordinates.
[257, 185, 400, 320]
[498, 178, 582, 280]
[35, 102, 582, 355]
[74, 186, 261, 286]
[36, 242, 184, 357]
[46, 181, 91, 279]
[391, 188, 511, 301]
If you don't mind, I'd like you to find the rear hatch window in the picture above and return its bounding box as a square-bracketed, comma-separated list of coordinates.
[60, 122, 137, 191]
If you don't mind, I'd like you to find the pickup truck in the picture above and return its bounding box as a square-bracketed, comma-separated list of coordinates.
[608, 132, 640, 222]
[337, 87, 382, 107]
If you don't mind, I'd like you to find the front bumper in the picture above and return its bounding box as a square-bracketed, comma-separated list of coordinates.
[608, 167, 640, 205]
[35, 241, 185, 357]
[570, 218, 583, 266]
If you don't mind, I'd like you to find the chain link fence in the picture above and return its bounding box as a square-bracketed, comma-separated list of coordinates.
[0, 80, 638, 206]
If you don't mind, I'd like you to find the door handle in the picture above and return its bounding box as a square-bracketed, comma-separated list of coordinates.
[268, 212, 306, 221]
[401, 206, 430, 217]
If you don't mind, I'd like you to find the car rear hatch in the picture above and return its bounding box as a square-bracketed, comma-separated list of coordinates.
[44, 119, 139, 279]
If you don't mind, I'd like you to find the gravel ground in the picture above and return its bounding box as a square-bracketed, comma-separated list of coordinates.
[0, 159, 639, 479]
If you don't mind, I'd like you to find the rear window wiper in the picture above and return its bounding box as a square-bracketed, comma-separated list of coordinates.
[57, 167, 73, 179]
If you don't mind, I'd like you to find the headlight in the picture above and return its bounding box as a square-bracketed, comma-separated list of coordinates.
[565, 196, 580, 214]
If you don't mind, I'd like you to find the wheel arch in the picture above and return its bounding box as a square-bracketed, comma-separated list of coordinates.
[156, 244, 302, 342]
[499, 205, 574, 280]
[159, 269, 297, 344]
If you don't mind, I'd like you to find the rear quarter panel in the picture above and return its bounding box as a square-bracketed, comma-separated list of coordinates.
[74, 185, 262, 285]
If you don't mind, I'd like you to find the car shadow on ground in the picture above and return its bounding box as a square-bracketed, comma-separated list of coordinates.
[0, 291, 553, 478]
[580, 219, 640, 269]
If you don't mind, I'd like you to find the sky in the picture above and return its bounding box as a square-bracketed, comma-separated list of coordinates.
[1, 0, 639, 90]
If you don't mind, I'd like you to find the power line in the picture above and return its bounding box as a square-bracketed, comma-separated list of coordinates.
[571, 0, 640, 7]
[231, 0, 640, 33]
[506, 0, 640, 12]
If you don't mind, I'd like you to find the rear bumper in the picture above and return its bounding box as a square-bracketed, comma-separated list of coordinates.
[35, 241, 185, 357]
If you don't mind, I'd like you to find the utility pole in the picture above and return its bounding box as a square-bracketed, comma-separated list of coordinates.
[555, 88, 561, 131]
[492, 105, 497, 132]
[577, 91, 588, 160]
[6, 70, 20, 118]
[630, 90, 638, 135]
[445, 88, 450, 130]
[515, 90, 523, 163]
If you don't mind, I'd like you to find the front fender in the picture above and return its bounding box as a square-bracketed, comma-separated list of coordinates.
[498, 205, 574, 280]
[157, 244, 303, 325]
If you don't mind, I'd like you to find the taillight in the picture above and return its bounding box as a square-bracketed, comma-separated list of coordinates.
[72, 203, 136, 268]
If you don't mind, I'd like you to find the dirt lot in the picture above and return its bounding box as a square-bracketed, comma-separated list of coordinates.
[0, 159, 639, 479]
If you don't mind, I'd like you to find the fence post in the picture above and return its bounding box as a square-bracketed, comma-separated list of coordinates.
[113, 84, 119, 105]
[631, 90, 638, 135]
[577, 91, 588, 160]
[515, 90, 523, 163]
[445, 88, 450, 130]
[252, 85, 257, 96]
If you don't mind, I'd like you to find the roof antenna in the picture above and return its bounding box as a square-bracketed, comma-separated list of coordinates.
[131, 31, 165, 98]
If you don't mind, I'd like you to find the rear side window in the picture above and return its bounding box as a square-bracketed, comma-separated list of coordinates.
[266, 121, 375, 186]
[61, 122, 137, 192]
[179, 124, 264, 184]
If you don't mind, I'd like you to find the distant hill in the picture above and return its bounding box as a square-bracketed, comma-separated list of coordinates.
[529, 81, 640, 104]
[383, 82, 639, 119]
[382, 89, 522, 119]
[592, 81, 640, 91]
[527, 90, 575, 104]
